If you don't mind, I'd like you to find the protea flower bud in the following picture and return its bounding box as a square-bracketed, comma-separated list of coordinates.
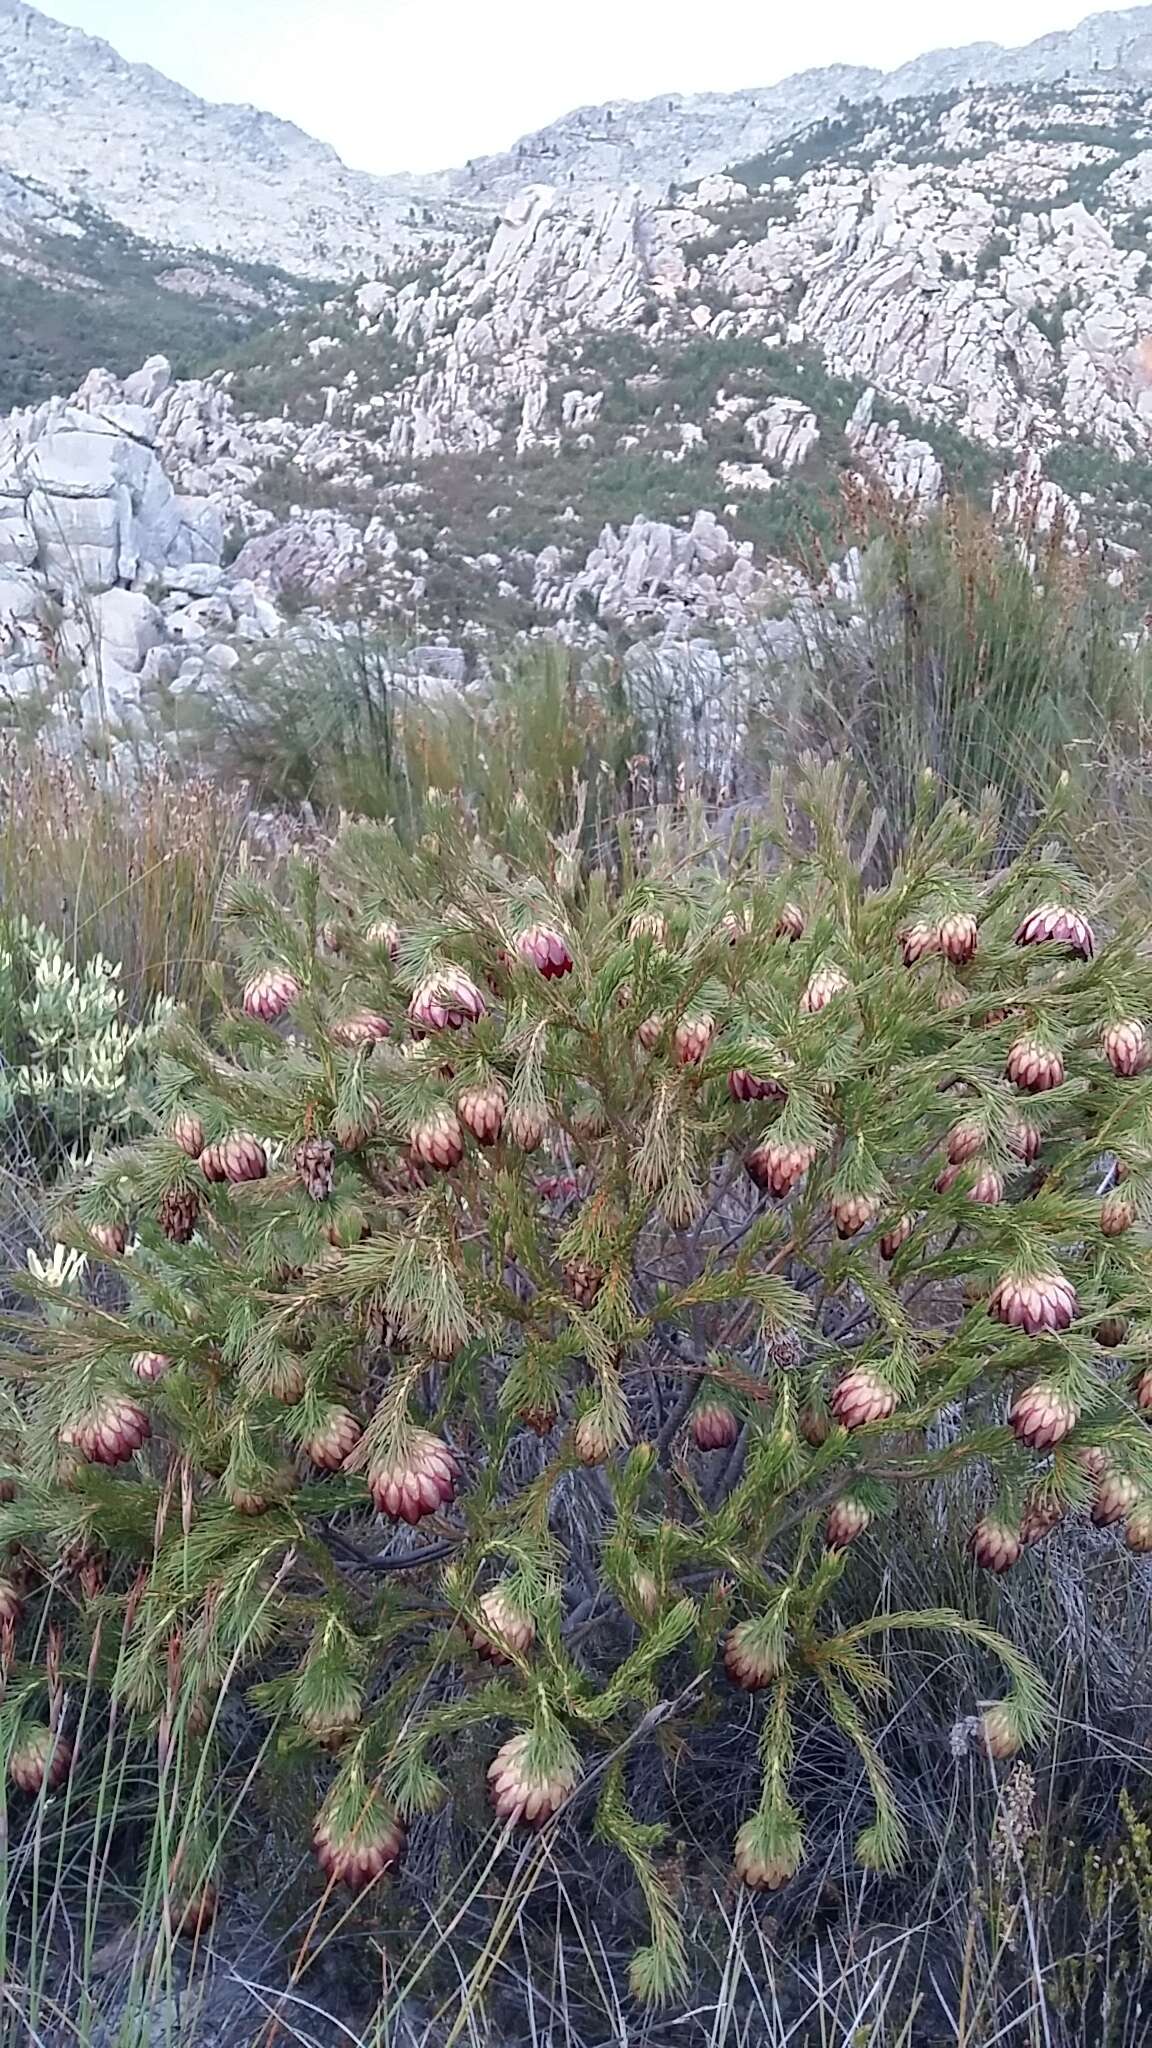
[242, 968, 299, 1023]
[368, 1431, 458, 1524]
[305, 1406, 362, 1472]
[515, 924, 574, 978]
[935, 1162, 1003, 1205]
[573, 1411, 617, 1465]
[691, 1398, 739, 1451]
[631, 1568, 660, 1616]
[506, 1105, 546, 1152]
[723, 1620, 785, 1691]
[131, 1351, 171, 1383]
[464, 1586, 536, 1663]
[775, 902, 805, 942]
[330, 1011, 391, 1048]
[159, 1187, 201, 1243]
[801, 963, 849, 1014]
[518, 1402, 558, 1436]
[565, 1259, 604, 1308]
[488, 1730, 581, 1827]
[744, 1140, 817, 1198]
[969, 1515, 1022, 1573]
[1005, 1036, 1064, 1094]
[1102, 1191, 1136, 1237]
[1014, 903, 1095, 959]
[457, 1080, 507, 1147]
[62, 1396, 151, 1467]
[313, 1802, 406, 1892]
[1009, 1381, 1079, 1451]
[831, 1367, 897, 1431]
[1103, 1019, 1149, 1078]
[901, 922, 939, 966]
[938, 912, 979, 964]
[825, 1495, 871, 1548]
[981, 1706, 1021, 1760]
[294, 1137, 336, 1200]
[946, 1118, 984, 1165]
[1126, 1504, 1152, 1552]
[410, 1105, 465, 1171]
[367, 918, 400, 958]
[167, 1882, 218, 1940]
[879, 1214, 915, 1259]
[9, 1726, 71, 1794]
[201, 1134, 266, 1184]
[408, 970, 486, 1032]
[635, 1013, 664, 1052]
[1007, 1120, 1042, 1164]
[1020, 1495, 1064, 1547]
[989, 1266, 1078, 1335]
[170, 1111, 205, 1158]
[733, 1822, 801, 1890]
[799, 1405, 830, 1447]
[0, 1578, 24, 1628]
[1096, 1314, 1128, 1349]
[1092, 1468, 1140, 1527]
[721, 908, 751, 944]
[1135, 1367, 1152, 1412]
[628, 910, 667, 945]
[672, 1012, 715, 1067]
[89, 1221, 127, 1257]
[830, 1191, 881, 1238]
[728, 1068, 787, 1103]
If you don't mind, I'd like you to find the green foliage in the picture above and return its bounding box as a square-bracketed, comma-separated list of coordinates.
[8, 761, 1152, 1993]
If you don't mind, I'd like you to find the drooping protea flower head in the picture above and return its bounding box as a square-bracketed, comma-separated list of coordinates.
[733, 1818, 801, 1890]
[635, 1012, 664, 1052]
[487, 1729, 581, 1826]
[506, 1104, 546, 1152]
[879, 1214, 916, 1260]
[829, 1191, 881, 1239]
[170, 1110, 205, 1158]
[565, 1259, 604, 1308]
[938, 912, 979, 964]
[800, 963, 849, 1014]
[981, 1705, 1021, 1760]
[131, 1351, 171, 1384]
[409, 1105, 465, 1172]
[673, 1013, 716, 1067]
[9, 1725, 72, 1794]
[368, 1431, 458, 1524]
[1092, 1468, 1140, 1528]
[1007, 1120, 1042, 1164]
[988, 1266, 1078, 1336]
[1103, 1019, 1149, 1078]
[62, 1395, 151, 1467]
[330, 1011, 392, 1048]
[728, 1067, 787, 1103]
[830, 1367, 897, 1431]
[1014, 903, 1095, 960]
[573, 1410, 618, 1465]
[305, 1406, 363, 1472]
[946, 1118, 984, 1166]
[1101, 1190, 1136, 1237]
[89, 1221, 127, 1257]
[408, 969, 487, 1033]
[723, 1619, 786, 1691]
[159, 1187, 201, 1243]
[901, 921, 939, 967]
[313, 1798, 406, 1892]
[1005, 1036, 1064, 1094]
[969, 1514, 1023, 1573]
[825, 1495, 871, 1549]
[1009, 1380, 1079, 1451]
[464, 1585, 536, 1664]
[456, 1080, 507, 1147]
[744, 1139, 817, 1198]
[775, 902, 806, 942]
[515, 923, 574, 979]
[201, 1134, 267, 1185]
[690, 1398, 739, 1452]
[242, 968, 299, 1023]
[935, 1162, 1003, 1206]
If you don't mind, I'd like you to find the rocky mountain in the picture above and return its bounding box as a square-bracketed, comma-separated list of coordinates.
[0, 0, 467, 277]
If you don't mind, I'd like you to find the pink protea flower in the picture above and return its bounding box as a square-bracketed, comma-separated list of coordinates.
[242, 969, 299, 1023]
[988, 1266, 1078, 1336]
[514, 924, 574, 978]
[1014, 903, 1095, 960]
[408, 969, 487, 1033]
[368, 1431, 458, 1524]
[1009, 1380, 1079, 1450]
[1103, 1020, 1149, 1077]
[830, 1367, 897, 1430]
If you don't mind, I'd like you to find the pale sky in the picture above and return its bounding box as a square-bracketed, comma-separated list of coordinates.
[39, 0, 1106, 175]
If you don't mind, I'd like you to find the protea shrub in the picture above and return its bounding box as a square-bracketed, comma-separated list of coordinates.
[7, 766, 1152, 1998]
